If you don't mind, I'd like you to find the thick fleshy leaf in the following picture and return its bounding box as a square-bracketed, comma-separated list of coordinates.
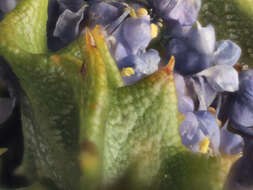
[103, 60, 181, 185]
[0, 0, 48, 54]
[0, 0, 83, 189]
[0, 148, 7, 156]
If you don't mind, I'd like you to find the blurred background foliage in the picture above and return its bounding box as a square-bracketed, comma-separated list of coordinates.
[199, 0, 253, 67]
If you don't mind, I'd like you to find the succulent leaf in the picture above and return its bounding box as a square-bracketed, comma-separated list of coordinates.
[0, 0, 48, 54]
[103, 59, 181, 186]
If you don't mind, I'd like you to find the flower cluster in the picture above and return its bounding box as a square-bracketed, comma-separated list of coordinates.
[0, 0, 250, 157]
[0, 1, 253, 189]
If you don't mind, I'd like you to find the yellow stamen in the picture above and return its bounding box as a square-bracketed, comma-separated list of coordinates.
[0, 148, 8, 156]
[121, 67, 135, 77]
[199, 137, 210, 154]
[217, 119, 222, 128]
[128, 7, 137, 18]
[150, 23, 159, 39]
[208, 107, 216, 115]
[136, 8, 148, 17]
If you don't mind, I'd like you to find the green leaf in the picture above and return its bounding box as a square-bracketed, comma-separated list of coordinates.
[103, 58, 182, 186]
[0, 0, 48, 54]
[0, 148, 7, 156]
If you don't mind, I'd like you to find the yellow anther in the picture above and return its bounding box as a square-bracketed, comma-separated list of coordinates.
[208, 107, 216, 115]
[127, 7, 137, 18]
[0, 148, 8, 156]
[217, 119, 222, 128]
[121, 67, 135, 77]
[136, 8, 148, 17]
[150, 23, 159, 39]
[199, 137, 210, 154]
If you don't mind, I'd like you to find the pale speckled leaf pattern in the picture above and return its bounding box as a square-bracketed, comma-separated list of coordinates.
[104, 62, 181, 186]
[0, 0, 82, 189]
[0, 0, 48, 54]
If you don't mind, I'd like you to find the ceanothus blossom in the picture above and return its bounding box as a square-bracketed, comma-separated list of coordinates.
[107, 9, 161, 85]
[180, 111, 220, 154]
[0, 0, 20, 14]
[149, 0, 201, 26]
[167, 22, 241, 76]
[220, 121, 244, 155]
[229, 70, 253, 129]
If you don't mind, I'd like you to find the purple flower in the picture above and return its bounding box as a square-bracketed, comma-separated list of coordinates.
[174, 73, 195, 113]
[219, 122, 244, 155]
[106, 10, 161, 85]
[180, 111, 220, 154]
[229, 70, 253, 128]
[112, 15, 152, 60]
[214, 40, 241, 66]
[150, 0, 201, 26]
[0, 56, 21, 124]
[88, 2, 124, 28]
[175, 64, 239, 111]
[0, 0, 20, 14]
[48, 0, 86, 51]
[56, 0, 84, 12]
[197, 65, 239, 92]
[167, 23, 241, 76]
[53, 6, 86, 44]
[118, 49, 160, 85]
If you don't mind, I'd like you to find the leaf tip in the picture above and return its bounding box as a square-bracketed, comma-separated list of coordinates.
[163, 56, 175, 75]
